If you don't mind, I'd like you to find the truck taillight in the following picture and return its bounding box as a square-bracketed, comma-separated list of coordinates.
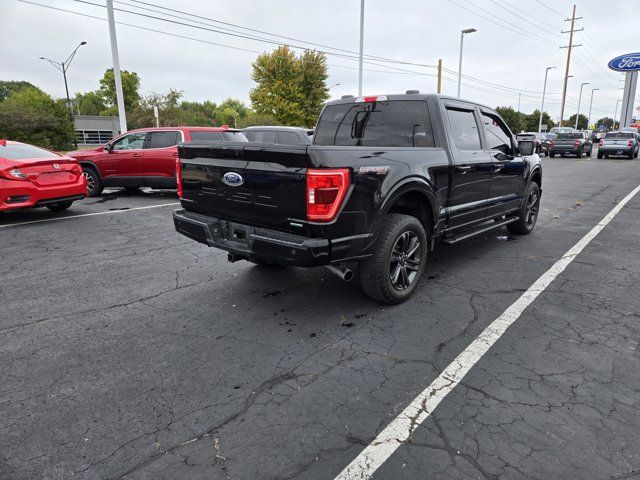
[176, 157, 183, 198]
[306, 168, 350, 222]
[575, 140, 581, 147]
[628, 140, 634, 147]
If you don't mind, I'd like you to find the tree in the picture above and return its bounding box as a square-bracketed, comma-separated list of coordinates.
[0, 80, 37, 102]
[495, 106, 523, 133]
[237, 111, 279, 128]
[563, 114, 588, 130]
[521, 110, 555, 132]
[595, 117, 614, 130]
[98, 68, 141, 112]
[215, 98, 249, 127]
[250, 46, 329, 126]
[73, 91, 106, 116]
[0, 87, 74, 150]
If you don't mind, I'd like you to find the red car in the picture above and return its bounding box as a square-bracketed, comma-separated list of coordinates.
[0, 140, 86, 213]
[67, 126, 247, 196]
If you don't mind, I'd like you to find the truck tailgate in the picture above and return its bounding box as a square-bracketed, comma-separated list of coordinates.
[178, 142, 309, 234]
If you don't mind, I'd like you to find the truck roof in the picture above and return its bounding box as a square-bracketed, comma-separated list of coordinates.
[324, 93, 496, 111]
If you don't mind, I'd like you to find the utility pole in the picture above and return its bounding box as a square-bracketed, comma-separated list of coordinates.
[437, 59, 442, 94]
[559, 4, 582, 125]
[357, 0, 365, 96]
[106, 0, 127, 133]
[517, 93, 521, 113]
[613, 99, 621, 130]
[539, 66, 555, 133]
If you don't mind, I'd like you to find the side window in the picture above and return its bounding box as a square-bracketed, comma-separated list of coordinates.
[111, 132, 147, 150]
[146, 131, 180, 149]
[243, 131, 253, 141]
[446, 108, 481, 150]
[481, 112, 514, 155]
[252, 131, 276, 143]
[276, 131, 303, 145]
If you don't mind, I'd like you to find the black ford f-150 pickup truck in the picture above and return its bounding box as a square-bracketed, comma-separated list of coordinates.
[173, 93, 541, 303]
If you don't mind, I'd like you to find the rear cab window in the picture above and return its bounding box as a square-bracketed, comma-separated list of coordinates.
[605, 132, 634, 139]
[0, 143, 60, 159]
[314, 100, 435, 147]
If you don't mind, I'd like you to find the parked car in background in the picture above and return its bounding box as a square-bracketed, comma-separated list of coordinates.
[549, 132, 593, 158]
[597, 131, 639, 159]
[516, 132, 547, 155]
[243, 126, 314, 145]
[174, 93, 541, 304]
[66, 126, 247, 196]
[0, 140, 86, 212]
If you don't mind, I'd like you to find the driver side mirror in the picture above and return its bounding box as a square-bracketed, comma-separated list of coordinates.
[105, 143, 114, 153]
[518, 140, 535, 156]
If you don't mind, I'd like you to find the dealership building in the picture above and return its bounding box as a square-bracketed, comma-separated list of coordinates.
[73, 115, 120, 148]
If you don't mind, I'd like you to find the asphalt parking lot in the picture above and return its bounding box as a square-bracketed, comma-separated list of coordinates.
[2, 154, 640, 480]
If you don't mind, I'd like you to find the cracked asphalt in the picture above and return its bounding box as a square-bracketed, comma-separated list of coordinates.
[1, 156, 639, 480]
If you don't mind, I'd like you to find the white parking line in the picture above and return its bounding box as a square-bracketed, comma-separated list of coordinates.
[335, 184, 640, 480]
[0, 202, 179, 229]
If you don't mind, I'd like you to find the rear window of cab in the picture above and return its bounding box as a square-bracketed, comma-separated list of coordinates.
[314, 100, 435, 147]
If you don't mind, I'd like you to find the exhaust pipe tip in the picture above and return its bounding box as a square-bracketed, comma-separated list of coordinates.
[325, 264, 353, 282]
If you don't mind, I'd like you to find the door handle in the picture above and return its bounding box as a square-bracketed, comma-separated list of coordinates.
[456, 165, 472, 173]
[132, 153, 142, 157]
[172, 152, 178, 157]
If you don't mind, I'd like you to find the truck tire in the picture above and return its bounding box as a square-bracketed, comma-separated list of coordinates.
[507, 182, 540, 235]
[46, 201, 73, 212]
[82, 166, 103, 197]
[549, 153, 555, 158]
[597, 151, 604, 159]
[359, 213, 428, 304]
[628, 150, 634, 160]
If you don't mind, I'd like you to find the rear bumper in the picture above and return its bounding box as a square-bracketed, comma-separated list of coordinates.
[549, 146, 582, 155]
[599, 147, 634, 155]
[173, 209, 331, 267]
[0, 178, 86, 212]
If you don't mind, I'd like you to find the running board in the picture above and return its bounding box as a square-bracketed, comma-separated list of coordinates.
[442, 217, 519, 245]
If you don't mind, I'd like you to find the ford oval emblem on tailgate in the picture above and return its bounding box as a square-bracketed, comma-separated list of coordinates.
[222, 172, 244, 187]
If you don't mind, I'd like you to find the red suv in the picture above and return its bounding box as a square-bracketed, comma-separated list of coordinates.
[67, 126, 247, 196]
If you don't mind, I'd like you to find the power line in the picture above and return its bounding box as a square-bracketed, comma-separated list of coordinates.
[484, 0, 562, 38]
[533, 0, 565, 19]
[445, 0, 557, 47]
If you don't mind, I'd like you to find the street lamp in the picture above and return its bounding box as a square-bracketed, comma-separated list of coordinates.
[538, 66, 556, 133]
[328, 83, 342, 90]
[586, 88, 599, 130]
[613, 99, 622, 130]
[457, 28, 477, 98]
[357, 0, 365, 96]
[39, 41, 87, 121]
[575, 82, 589, 130]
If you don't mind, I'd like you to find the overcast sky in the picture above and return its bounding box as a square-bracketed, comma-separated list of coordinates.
[2, 0, 636, 124]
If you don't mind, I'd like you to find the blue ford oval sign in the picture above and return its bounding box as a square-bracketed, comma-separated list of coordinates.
[222, 172, 244, 187]
[608, 52, 640, 72]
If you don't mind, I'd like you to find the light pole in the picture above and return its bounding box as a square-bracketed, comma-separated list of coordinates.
[106, 0, 128, 133]
[538, 66, 555, 133]
[586, 88, 599, 130]
[357, 0, 365, 96]
[457, 28, 477, 98]
[328, 83, 342, 90]
[613, 99, 622, 130]
[575, 82, 589, 130]
[39, 41, 87, 128]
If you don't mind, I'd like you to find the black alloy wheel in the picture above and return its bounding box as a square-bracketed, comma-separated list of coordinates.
[389, 231, 422, 291]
